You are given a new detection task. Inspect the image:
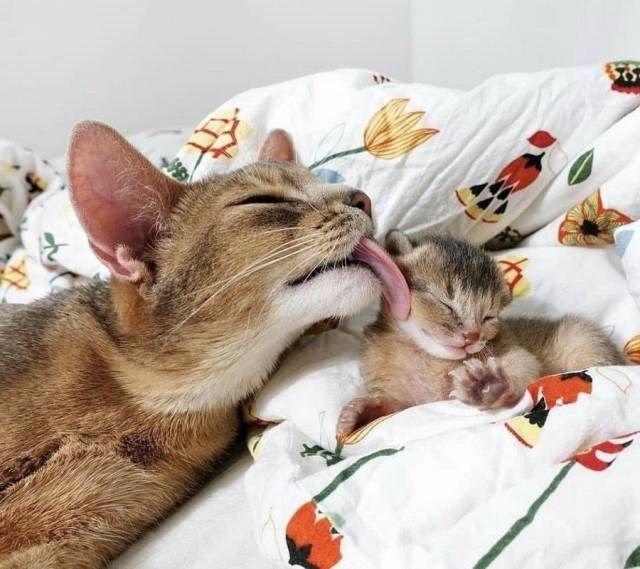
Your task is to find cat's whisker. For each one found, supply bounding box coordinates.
[182,236,318,299]
[162,241,321,341]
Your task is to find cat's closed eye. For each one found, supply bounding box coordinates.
[230,194,301,206]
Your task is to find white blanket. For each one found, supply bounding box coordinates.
[3,64,640,568]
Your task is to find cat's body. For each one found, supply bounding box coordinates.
[0,125,410,567]
[337,231,624,438]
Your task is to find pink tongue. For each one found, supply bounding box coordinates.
[353,237,411,320]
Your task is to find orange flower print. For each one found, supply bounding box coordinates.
[287,446,403,568]
[624,335,640,364]
[574,433,636,471]
[183,107,250,180]
[505,371,593,448]
[558,189,632,246]
[309,98,438,169]
[286,502,343,569]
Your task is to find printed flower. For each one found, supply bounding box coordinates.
[505,371,592,448]
[624,335,640,364]
[455,131,554,223]
[182,107,251,180]
[558,189,631,246]
[0,254,30,290]
[574,433,636,471]
[604,61,640,94]
[286,502,343,569]
[309,98,438,169]
[363,98,438,159]
[497,256,530,299]
[286,446,403,568]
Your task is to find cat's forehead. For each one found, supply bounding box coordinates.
[402,239,505,301]
[220,161,317,196]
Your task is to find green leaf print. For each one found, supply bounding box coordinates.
[300,443,344,466]
[166,157,189,181]
[626,545,640,568]
[567,148,594,186]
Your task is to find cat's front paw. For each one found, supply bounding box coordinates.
[449,357,522,409]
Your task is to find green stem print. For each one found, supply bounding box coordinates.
[308,146,366,170]
[313,446,404,503]
[42,232,68,263]
[474,461,575,569]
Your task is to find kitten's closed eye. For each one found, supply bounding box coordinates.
[230,194,301,207]
[483,315,497,322]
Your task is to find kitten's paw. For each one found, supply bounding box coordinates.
[449,357,522,409]
[336,396,396,442]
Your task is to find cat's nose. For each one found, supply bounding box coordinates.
[463,330,480,345]
[346,190,372,217]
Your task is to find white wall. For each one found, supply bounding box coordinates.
[3,0,639,157]
[1,0,411,157]
[411,0,640,87]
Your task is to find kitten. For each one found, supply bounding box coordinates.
[337,230,624,439]
[0,124,410,568]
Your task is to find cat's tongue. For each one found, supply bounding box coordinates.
[353,237,411,320]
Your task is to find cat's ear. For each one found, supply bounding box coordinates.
[258,129,296,162]
[68,121,182,283]
[385,230,413,256]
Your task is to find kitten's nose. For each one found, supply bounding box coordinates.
[347,190,372,217]
[463,331,480,345]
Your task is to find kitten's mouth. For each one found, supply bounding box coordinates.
[287,237,411,320]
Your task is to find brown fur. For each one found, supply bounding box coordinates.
[0,125,382,567]
[337,232,624,438]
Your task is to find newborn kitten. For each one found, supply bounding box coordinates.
[337,230,624,438]
[0,124,410,568]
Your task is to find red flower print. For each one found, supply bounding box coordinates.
[574,433,637,471]
[455,131,555,223]
[286,501,342,569]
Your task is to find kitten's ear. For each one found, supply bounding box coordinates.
[68,121,182,283]
[385,230,413,256]
[258,129,296,162]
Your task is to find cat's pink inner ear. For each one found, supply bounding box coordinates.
[68,121,181,282]
[258,129,296,162]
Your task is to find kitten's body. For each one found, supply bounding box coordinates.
[338,232,623,438]
[0,125,410,567]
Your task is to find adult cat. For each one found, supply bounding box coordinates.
[0,123,409,567]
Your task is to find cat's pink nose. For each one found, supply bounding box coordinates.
[463,331,480,345]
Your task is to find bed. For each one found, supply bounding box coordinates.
[3,63,640,568]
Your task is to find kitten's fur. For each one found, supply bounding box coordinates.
[0,124,386,567]
[337,231,624,438]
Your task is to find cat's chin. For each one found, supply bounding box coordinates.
[398,319,469,360]
[277,264,382,325]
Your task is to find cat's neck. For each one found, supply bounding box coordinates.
[104,279,301,414]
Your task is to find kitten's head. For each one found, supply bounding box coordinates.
[68,122,409,410]
[385,230,511,360]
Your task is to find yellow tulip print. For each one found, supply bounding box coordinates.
[309,98,439,169]
[624,335,640,364]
